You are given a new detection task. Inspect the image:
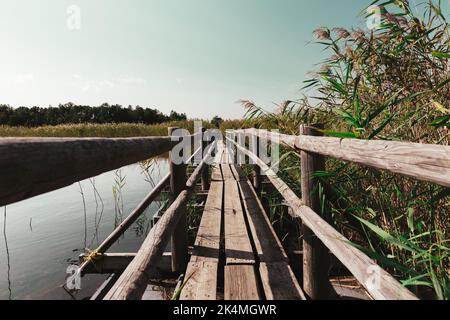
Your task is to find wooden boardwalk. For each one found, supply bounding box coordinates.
[3,126,438,300]
[179,143,305,300]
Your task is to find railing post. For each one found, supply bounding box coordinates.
[252,135,261,191]
[300,124,330,300]
[201,128,209,191]
[169,127,188,274]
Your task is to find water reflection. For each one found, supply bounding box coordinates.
[0,160,169,300]
[3,206,12,300]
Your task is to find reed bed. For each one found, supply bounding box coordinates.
[242,0,449,299]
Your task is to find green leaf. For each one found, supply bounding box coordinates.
[430,263,444,300]
[407,208,415,233]
[432,51,450,59]
[349,242,417,276]
[352,214,418,253]
[321,130,359,138]
[431,115,450,127]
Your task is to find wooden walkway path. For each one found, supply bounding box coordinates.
[179,143,305,300]
[3,126,438,300]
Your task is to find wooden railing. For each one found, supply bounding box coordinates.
[225,127,450,300]
[0,134,198,206]
[1,126,446,300]
[0,129,210,299]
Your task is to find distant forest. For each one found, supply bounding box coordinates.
[0,103,187,127]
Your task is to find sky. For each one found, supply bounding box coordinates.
[0,0,448,119]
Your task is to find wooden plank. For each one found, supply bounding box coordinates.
[235,172,305,300]
[180,262,218,300]
[236,177,287,263]
[224,265,260,300]
[221,164,235,181]
[226,135,418,300]
[260,262,306,300]
[211,164,223,181]
[223,177,255,265]
[80,252,173,275]
[180,181,222,300]
[190,181,223,262]
[237,128,450,188]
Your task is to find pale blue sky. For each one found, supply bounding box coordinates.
[0,0,447,119]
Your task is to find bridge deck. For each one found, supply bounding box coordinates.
[180,143,305,300]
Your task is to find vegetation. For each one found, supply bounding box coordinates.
[242,0,449,299]
[0,102,186,127]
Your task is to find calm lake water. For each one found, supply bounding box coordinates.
[0,160,169,300]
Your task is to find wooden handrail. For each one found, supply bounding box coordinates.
[235,128,450,188]
[104,141,216,300]
[226,135,418,300]
[0,134,202,206]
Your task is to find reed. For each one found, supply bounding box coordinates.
[242,0,449,299]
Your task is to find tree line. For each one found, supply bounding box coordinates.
[0,103,187,127]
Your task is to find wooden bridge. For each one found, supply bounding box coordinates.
[1,126,449,300]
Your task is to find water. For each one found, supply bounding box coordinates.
[0,159,169,300]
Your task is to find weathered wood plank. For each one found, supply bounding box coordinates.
[221,164,235,181]
[80,252,173,275]
[226,135,418,300]
[236,128,450,188]
[223,176,255,265]
[236,177,287,263]
[224,265,260,300]
[180,262,218,300]
[235,171,305,300]
[190,181,223,262]
[260,262,306,300]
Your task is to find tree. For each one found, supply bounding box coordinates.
[211,115,224,128]
[0,103,188,127]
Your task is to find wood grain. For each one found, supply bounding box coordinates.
[223,166,255,265]
[236,128,450,188]
[224,265,260,300]
[0,136,178,206]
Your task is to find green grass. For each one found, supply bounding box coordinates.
[0,121,203,137]
[0,119,249,137]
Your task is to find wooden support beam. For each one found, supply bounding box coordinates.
[79,252,173,275]
[169,127,188,274]
[201,128,210,191]
[252,135,261,192]
[300,124,331,300]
